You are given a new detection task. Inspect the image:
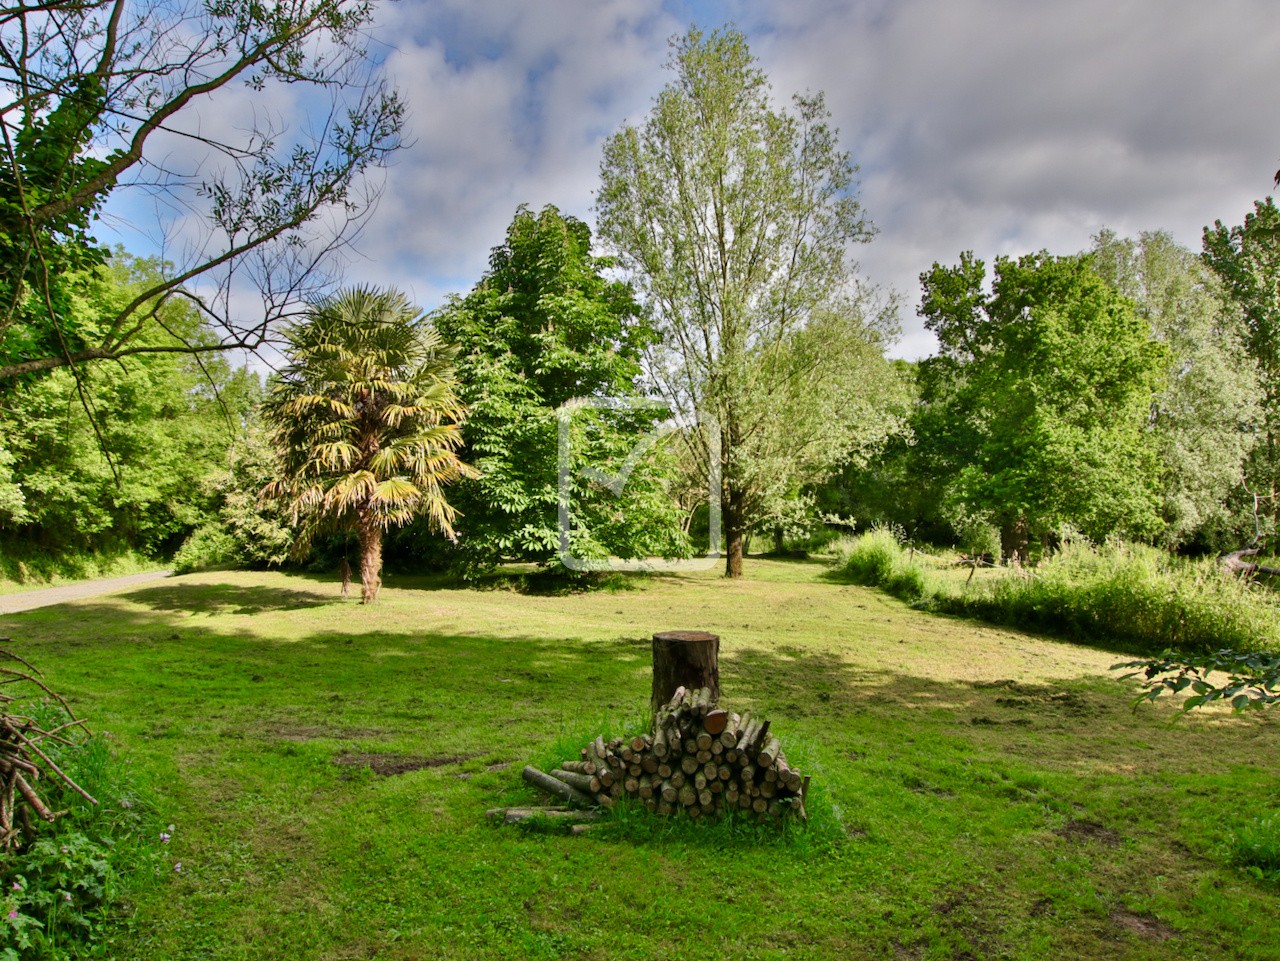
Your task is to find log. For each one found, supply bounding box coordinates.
[737,718,760,752]
[703,709,729,736]
[1221,547,1280,577]
[650,631,720,719]
[652,723,669,759]
[522,766,594,808]
[758,736,781,768]
[550,769,598,794]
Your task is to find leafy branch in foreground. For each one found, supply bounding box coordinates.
[0,0,404,383]
[1114,649,1280,714]
[0,643,97,850]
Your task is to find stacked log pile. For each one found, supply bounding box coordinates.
[522,686,809,824]
[1,643,97,850]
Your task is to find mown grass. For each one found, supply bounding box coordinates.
[2,560,1279,960]
[833,530,1280,656]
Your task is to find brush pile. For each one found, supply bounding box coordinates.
[521,685,809,823]
[0,644,97,850]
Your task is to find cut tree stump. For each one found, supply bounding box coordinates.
[650,630,720,719]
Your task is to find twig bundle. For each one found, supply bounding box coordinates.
[0,643,97,850]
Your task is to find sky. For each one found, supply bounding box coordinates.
[105,0,1280,360]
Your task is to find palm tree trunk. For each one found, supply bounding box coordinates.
[356,515,383,604]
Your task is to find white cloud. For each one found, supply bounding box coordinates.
[98,0,1280,360]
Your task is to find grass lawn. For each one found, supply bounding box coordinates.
[3,558,1278,960]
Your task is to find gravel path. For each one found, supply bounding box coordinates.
[0,570,173,614]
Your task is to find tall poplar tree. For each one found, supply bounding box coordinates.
[1203,199,1280,542]
[596,27,898,577]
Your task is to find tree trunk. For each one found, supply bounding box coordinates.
[650,631,720,720]
[1000,516,1029,567]
[356,515,383,604]
[772,527,785,555]
[724,491,745,578]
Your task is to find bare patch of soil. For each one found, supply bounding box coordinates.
[260,722,384,743]
[334,751,482,776]
[1055,818,1121,846]
[1110,908,1175,941]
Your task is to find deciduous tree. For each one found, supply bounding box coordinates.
[919,252,1168,561]
[0,249,259,561]
[0,0,402,383]
[433,205,689,577]
[1203,198,1280,542]
[1091,229,1259,549]
[596,27,897,577]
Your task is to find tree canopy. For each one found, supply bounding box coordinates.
[918,251,1169,560]
[1091,229,1259,549]
[1203,198,1280,543]
[433,204,689,577]
[596,27,898,576]
[0,0,402,383]
[0,249,259,565]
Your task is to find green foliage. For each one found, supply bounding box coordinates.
[0,251,258,563]
[433,205,690,577]
[261,286,472,602]
[970,542,1280,654]
[1203,198,1280,543]
[1227,815,1280,883]
[1091,229,1260,550]
[596,27,905,575]
[1,708,163,960]
[833,533,1280,656]
[172,425,294,574]
[170,525,239,576]
[832,529,935,604]
[1115,648,1280,713]
[918,252,1169,556]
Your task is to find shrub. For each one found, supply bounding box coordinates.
[171,523,238,574]
[832,529,935,605]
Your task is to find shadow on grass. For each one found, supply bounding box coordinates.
[118,582,336,615]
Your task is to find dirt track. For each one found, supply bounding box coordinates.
[0,570,172,614]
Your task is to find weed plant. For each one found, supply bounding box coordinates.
[1227,814,1280,883]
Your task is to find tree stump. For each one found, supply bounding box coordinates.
[650,630,720,719]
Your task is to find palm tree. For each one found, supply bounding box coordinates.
[261,287,475,603]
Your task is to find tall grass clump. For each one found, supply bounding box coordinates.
[949,541,1280,655]
[831,533,1280,656]
[831,528,935,605]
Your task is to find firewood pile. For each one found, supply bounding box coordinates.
[0,644,97,850]
[518,685,809,824]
